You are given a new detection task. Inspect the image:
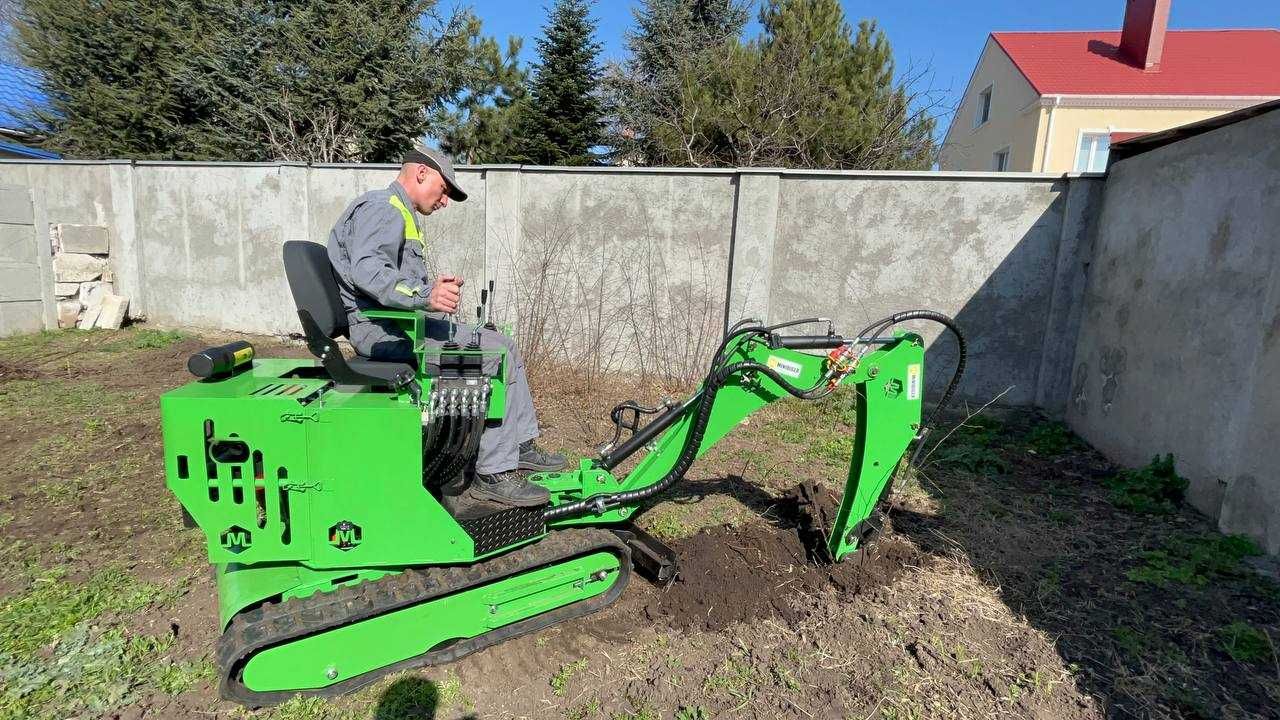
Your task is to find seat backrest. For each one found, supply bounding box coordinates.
[283,241,346,338]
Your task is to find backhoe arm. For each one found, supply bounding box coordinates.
[538,331,926,562]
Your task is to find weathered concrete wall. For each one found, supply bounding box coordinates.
[0,159,1098,408]
[1066,108,1280,554]
[734,171,1102,408]
[0,185,50,336]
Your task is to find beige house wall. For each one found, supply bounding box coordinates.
[939,38,1042,172]
[1038,106,1249,173]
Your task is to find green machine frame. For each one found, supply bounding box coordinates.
[162,305,945,703]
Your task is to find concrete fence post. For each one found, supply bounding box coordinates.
[107,161,145,319]
[725,170,782,327]
[484,167,522,309]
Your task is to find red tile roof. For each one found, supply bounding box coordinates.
[992,30,1280,96]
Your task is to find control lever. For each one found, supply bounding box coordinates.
[484,280,496,330]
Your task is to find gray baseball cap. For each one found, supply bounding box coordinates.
[403,144,467,202]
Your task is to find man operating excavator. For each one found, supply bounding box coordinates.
[326,145,565,507]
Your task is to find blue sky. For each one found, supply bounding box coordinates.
[472,1,1280,132]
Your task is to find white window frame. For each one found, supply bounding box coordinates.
[1074,127,1149,173]
[992,146,1011,172]
[973,84,994,129]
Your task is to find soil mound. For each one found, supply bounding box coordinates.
[644,483,920,631]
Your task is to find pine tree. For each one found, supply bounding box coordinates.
[513,0,606,166]
[438,36,529,164]
[608,0,748,165]
[612,0,937,169]
[14,0,481,161]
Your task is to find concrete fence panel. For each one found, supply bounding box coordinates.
[1066,108,1280,554]
[0,185,49,336]
[0,159,1098,408]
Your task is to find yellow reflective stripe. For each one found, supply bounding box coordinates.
[387,195,425,252]
[394,283,417,297]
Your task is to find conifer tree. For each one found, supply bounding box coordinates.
[513,0,606,166]
[438,37,529,164]
[14,0,480,161]
[608,0,748,165]
[612,0,937,169]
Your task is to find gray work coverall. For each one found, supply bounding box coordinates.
[326,180,538,474]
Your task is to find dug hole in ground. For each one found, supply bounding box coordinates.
[0,326,1277,720]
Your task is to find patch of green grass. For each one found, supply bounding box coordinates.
[0,568,167,656]
[807,434,853,467]
[645,508,692,541]
[1105,454,1187,514]
[1126,533,1261,588]
[550,658,588,697]
[703,655,759,704]
[1216,621,1273,663]
[933,443,1007,474]
[770,662,800,692]
[125,328,190,349]
[257,696,342,720]
[610,703,658,720]
[566,698,601,720]
[674,707,709,720]
[0,569,193,720]
[929,416,1007,475]
[153,656,215,694]
[434,670,472,711]
[1024,421,1085,456]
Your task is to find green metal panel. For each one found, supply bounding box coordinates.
[829,338,923,561]
[238,550,622,692]
[216,563,394,629]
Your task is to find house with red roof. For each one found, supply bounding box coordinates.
[939,0,1280,173]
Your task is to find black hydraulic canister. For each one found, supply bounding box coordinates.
[188,341,255,379]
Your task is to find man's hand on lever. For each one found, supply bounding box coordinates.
[427,275,463,314]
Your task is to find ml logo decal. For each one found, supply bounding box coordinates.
[329,521,363,551]
[219,525,252,554]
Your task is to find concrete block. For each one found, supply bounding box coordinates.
[54,282,79,297]
[79,279,113,305]
[53,253,107,282]
[94,294,128,329]
[0,300,43,337]
[57,299,81,328]
[0,223,35,264]
[0,187,33,224]
[78,301,101,329]
[57,223,109,254]
[0,265,41,301]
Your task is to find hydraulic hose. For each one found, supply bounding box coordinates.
[853,309,966,430]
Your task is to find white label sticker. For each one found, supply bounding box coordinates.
[766,355,804,379]
[906,364,922,400]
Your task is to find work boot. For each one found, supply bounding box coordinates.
[471,470,550,507]
[518,440,567,472]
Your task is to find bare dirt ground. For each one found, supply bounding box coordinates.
[1,326,1278,720]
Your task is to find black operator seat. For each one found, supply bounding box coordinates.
[282,241,417,393]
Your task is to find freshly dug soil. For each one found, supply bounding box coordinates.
[0,359,40,382]
[644,483,918,631]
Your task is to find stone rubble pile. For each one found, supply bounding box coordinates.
[51,223,129,329]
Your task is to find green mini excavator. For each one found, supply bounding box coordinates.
[161,241,965,706]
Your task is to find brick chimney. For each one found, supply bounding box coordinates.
[1119,0,1171,70]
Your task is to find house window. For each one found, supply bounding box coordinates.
[973,86,993,128]
[992,147,1010,172]
[1075,133,1111,172]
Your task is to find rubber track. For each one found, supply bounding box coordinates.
[217,528,631,708]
